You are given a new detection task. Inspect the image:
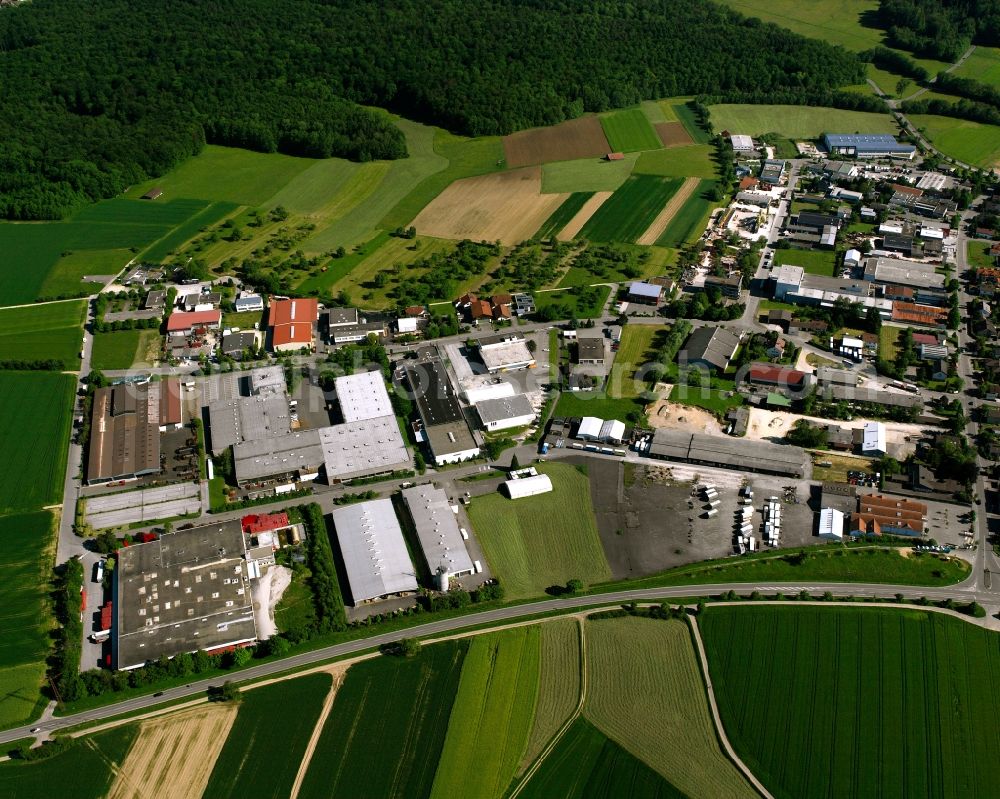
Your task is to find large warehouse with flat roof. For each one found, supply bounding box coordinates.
[405,357,480,465]
[319,416,410,482]
[402,484,475,585]
[335,370,394,423]
[114,519,257,670]
[330,499,419,605]
[822,133,916,159]
[87,384,162,485]
[648,430,810,477]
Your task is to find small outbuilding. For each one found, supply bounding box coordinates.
[503,473,553,499]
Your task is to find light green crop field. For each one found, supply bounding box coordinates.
[774,247,837,276]
[584,616,756,798]
[951,46,1000,89]
[519,619,581,773]
[90,329,161,370]
[634,144,717,179]
[580,176,684,243]
[656,179,718,248]
[879,325,901,359]
[540,155,637,194]
[466,462,611,599]
[0,372,76,515]
[0,511,57,729]
[702,605,1000,799]
[535,193,595,239]
[909,114,1000,169]
[708,104,897,139]
[431,626,540,799]
[39,249,128,298]
[608,325,665,399]
[0,300,86,364]
[600,109,663,153]
[640,100,669,124]
[139,200,239,263]
[127,145,315,205]
[655,100,680,122]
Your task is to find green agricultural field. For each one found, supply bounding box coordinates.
[656,179,718,247]
[600,109,663,153]
[127,145,315,205]
[633,145,718,179]
[774,247,837,276]
[540,156,637,194]
[552,391,643,422]
[431,627,540,799]
[952,46,1000,89]
[466,463,611,600]
[702,605,1000,799]
[518,717,685,799]
[0,372,75,515]
[0,512,57,729]
[580,176,683,243]
[640,100,669,124]
[38,249,128,298]
[909,114,1000,169]
[608,325,665,399]
[204,673,330,799]
[532,285,611,320]
[670,101,712,144]
[708,104,897,139]
[139,200,238,263]
[584,616,756,798]
[0,725,137,799]
[0,300,86,364]
[220,310,264,330]
[715,0,883,51]
[535,193,595,239]
[90,329,161,370]
[520,619,581,772]
[298,640,468,799]
[295,230,391,294]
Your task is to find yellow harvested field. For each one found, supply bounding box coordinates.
[412,167,567,245]
[636,177,699,245]
[107,704,238,799]
[556,191,613,241]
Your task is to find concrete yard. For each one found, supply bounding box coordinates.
[85,482,201,529]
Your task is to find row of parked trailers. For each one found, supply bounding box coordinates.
[735,486,755,553]
[701,484,720,517]
[763,496,781,547]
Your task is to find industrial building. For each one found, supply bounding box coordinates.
[477,335,536,373]
[576,337,605,365]
[152,378,183,431]
[318,417,410,483]
[577,416,626,444]
[818,508,845,541]
[729,133,754,152]
[851,494,926,536]
[328,321,387,345]
[747,364,808,390]
[330,499,419,605]
[475,394,536,431]
[858,421,887,456]
[334,370,394,423]
[627,281,662,304]
[760,159,786,185]
[647,430,809,477]
[771,266,893,319]
[114,520,257,670]
[682,326,741,372]
[822,133,916,159]
[863,257,946,293]
[233,429,324,487]
[268,298,319,352]
[166,309,222,335]
[402,485,475,588]
[221,330,260,358]
[87,383,163,484]
[405,357,480,465]
[208,391,291,455]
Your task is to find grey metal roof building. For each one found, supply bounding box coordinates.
[233,429,324,486]
[682,326,741,372]
[402,485,475,578]
[823,133,916,158]
[475,394,536,429]
[221,330,259,357]
[114,520,256,670]
[335,370,394,423]
[87,384,161,485]
[863,257,945,291]
[319,416,410,482]
[330,499,419,604]
[648,430,809,477]
[208,393,291,455]
[405,357,480,464]
[576,337,605,364]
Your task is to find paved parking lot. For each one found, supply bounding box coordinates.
[85,482,201,529]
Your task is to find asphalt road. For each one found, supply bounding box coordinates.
[1,578,988,746]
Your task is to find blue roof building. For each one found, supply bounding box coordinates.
[822,134,916,159]
[627,281,663,304]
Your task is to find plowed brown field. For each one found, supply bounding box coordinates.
[503,117,611,168]
[655,121,694,148]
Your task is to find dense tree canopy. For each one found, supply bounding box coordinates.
[0,0,864,219]
[878,0,1000,61]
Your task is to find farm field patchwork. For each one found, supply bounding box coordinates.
[707,104,897,138]
[579,176,683,243]
[634,144,717,179]
[202,673,330,799]
[535,193,595,240]
[503,116,611,168]
[466,462,611,599]
[431,627,540,799]
[774,247,837,276]
[908,114,1000,169]
[0,372,76,515]
[0,300,86,364]
[637,177,701,246]
[608,325,665,399]
[669,101,712,144]
[139,200,238,263]
[655,179,719,247]
[540,155,637,194]
[600,109,663,153]
[584,616,756,798]
[0,511,57,729]
[0,725,137,799]
[298,641,468,799]
[90,329,162,370]
[654,121,694,148]
[555,192,614,241]
[702,605,1000,799]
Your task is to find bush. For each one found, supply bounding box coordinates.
[302,503,348,634]
[50,557,85,703]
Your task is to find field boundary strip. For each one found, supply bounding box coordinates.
[636,177,699,245]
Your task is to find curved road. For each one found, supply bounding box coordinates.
[2,578,989,746]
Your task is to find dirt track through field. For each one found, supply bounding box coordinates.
[655,121,694,148]
[503,117,611,168]
[636,177,699,245]
[107,704,237,799]
[556,191,614,241]
[412,167,567,244]
[289,667,346,799]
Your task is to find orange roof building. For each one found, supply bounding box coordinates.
[166,309,222,334]
[268,298,319,352]
[891,302,946,328]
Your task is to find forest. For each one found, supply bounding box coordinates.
[0,0,864,220]
[877,0,1000,61]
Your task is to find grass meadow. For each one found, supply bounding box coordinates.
[0,512,57,729]
[608,325,665,400]
[879,325,901,359]
[708,104,897,139]
[298,640,468,799]
[579,176,683,243]
[0,372,76,515]
[584,616,756,798]
[532,285,611,320]
[519,619,581,773]
[203,673,330,799]
[715,0,883,51]
[951,46,1000,89]
[90,329,161,370]
[556,243,673,289]
[702,605,1000,799]
[669,101,712,144]
[633,144,718,179]
[600,109,663,152]
[908,114,1000,169]
[535,193,595,239]
[0,725,137,799]
[968,240,999,270]
[668,383,743,415]
[655,179,718,247]
[540,156,637,194]
[774,247,837,276]
[294,230,391,294]
[552,391,643,422]
[466,463,611,599]
[139,200,238,263]
[0,300,86,364]
[431,627,540,799]
[38,249,128,298]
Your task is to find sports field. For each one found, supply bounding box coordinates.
[708,104,897,138]
[466,462,611,599]
[702,605,1000,798]
[90,329,162,370]
[908,114,1000,169]
[584,616,756,798]
[203,673,330,799]
[431,627,540,799]
[600,109,663,153]
[0,511,56,729]
[535,193,595,240]
[579,176,683,243]
[540,155,637,194]
[0,372,76,515]
[656,179,718,247]
[0,300,86,364]
[608,325,664,399]
[633,144,717,179]
[774,247,837,276]
[503,116,611,168]
[299,640,468,799]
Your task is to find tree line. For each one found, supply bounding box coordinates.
[0,0,865,220]
[877,0,1000,61]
